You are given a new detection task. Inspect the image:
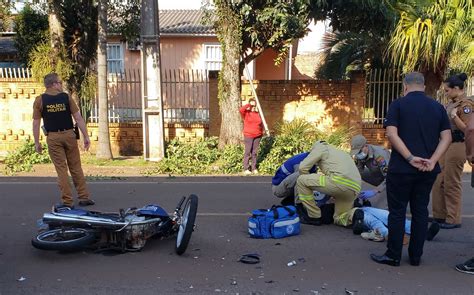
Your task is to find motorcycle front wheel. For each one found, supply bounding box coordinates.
[32,228,95,251]
[175,194,198,255]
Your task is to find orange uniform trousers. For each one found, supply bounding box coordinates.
[46,129,89,206]
[432,142,466,224]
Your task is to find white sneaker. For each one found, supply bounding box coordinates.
[243,170,252,175]
[361,230,385,242]
[252,169,258,174]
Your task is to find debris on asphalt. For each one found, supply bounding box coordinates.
[189,285,194,289]
[274,242,281,246]
[214,289,222,292]
[287,260,297,266]
[17,277,26,282]
[293,288,300,292]
[192,248,200,251]
[193,256,199,259]
[298,258,306,263]
[310,291,319,294]
[265,280,274,284]
[231,280,237,286]
[238,253,260,264]
[345,288,357,294]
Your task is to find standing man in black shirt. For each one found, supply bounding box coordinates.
[371,72,451,267]
[33,73,95,208]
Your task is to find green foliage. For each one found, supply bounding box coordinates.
[258,120,354,174]
[216,144,244,174]
[13,4,49,65]
[0,1,12,32]
[144,121,353,176]
[29,42,73,83]
[108,0,140,43]
[388,0,473,74]
[49,0,98,101]
[149,138,221,175]
[3,141,51,175]
[79,71,97,122]
[311,0,400,79]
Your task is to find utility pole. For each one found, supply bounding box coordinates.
[140,0,165,161]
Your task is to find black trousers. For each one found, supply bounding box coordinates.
[385,172,437,261]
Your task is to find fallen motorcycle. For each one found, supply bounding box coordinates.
[32,194,198,255]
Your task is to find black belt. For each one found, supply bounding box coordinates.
[48,128,73,133]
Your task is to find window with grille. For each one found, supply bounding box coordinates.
[107,43,124,74]
[203,44,222,71]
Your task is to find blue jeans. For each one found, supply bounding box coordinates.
[362,207,411,237]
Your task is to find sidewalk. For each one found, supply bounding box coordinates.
[0,159,472,178]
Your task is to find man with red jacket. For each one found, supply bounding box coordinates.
[240,98,263,174]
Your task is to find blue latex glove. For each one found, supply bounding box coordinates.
[359,190,377,200]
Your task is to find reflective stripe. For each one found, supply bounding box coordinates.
[298,195,314,201]
[273,217,300,227]
[281,164,291,176]
[332,175,361,192]
[319,175,326,187]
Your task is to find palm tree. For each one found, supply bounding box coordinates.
[316,31,389,79]
[387,0,473,96]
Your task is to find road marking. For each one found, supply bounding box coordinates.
[0,180,471,185]
[0,181,271,185]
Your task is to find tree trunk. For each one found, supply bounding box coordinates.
[48,4,62,54]
[95,0,112,159]
[216,4,243,148]
[422,69,444,99]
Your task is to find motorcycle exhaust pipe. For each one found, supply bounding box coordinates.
[42,213,128,228]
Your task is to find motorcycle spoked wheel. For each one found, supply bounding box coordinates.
[32,228,96,251]
[175,194,198,255]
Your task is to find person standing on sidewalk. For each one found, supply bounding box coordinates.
[432,73,474,229]
[239,98,263,175]
[370,72,451,267]
[455,100,474,275]
[32,73,95,208]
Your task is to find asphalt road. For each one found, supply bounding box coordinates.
[0,175,473,295]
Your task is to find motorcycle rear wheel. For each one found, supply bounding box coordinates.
[32,228,95,251]
[175,194,198,255]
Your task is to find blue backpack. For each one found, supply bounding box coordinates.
[248,205,300,239]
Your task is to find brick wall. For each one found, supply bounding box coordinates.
[0,80,208,157]
[1,73,386,157]
[210,71,366,137]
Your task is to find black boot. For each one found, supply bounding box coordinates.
[295,204,322,226]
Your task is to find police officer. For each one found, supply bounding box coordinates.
[295,141,361,226]
[432,73,474,229]
[32,73,94,208]
[350,134,390,207]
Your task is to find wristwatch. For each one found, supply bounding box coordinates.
[406,154,414,162]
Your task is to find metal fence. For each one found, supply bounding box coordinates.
[88,69,142,123]
[87,68,210,124]
[363,68,403,127]
[0,67,33,79]
[162,69,209,123]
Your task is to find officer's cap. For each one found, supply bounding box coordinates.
[350,135,367,156]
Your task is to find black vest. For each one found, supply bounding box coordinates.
[41,93,74,132]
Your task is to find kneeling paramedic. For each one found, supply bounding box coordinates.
[295,141,361,226]
[350,134,391,208]
[272,152,316,205]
